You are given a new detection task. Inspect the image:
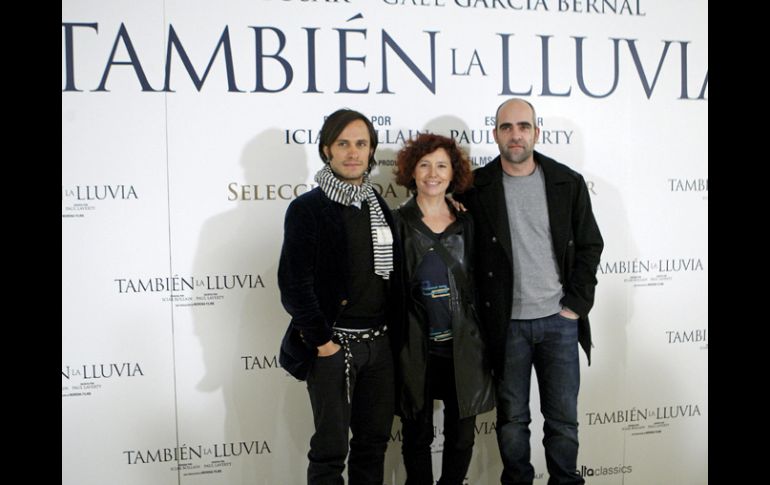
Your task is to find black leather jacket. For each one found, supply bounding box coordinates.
[393,197,494,420]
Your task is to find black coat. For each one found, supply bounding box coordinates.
[277,187,401,380]
[393,197,495,420]
[456,152,604,376]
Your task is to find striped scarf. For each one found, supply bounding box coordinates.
[314,165,394,280]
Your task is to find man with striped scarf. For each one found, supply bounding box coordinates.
[278,108,401,485]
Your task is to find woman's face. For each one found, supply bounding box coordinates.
[413,148,453,197]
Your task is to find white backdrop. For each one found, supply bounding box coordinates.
[62,1,708,483]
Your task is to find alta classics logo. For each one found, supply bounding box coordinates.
[578,464,633,477]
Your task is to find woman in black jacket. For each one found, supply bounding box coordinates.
[392,134,494,485]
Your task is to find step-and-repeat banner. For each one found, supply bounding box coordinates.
[62,1,708,483]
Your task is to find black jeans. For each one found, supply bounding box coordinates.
[306,336,395,485]
[401,354,477,485]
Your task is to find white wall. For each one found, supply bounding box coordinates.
[62,1,708,483]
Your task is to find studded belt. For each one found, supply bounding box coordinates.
[332,324,388,403]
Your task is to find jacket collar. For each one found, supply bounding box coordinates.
[471,151,573,266]
[475,150,571,185]
[400,195,465,238]
[473,157,513,264]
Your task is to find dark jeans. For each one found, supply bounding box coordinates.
[306,337,395,485]
[496,313,584,485]
[401,354,477,485]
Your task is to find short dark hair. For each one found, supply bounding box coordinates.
[318,109,378,172]
[394,133,473,195]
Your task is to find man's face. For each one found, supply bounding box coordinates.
[493,101,540,166]
[323,119,372,185]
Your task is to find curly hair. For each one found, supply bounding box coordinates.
[394,133,473,195]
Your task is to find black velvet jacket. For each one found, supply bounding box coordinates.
[277,187,400,380]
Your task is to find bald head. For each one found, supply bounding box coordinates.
[495,98,537,129]
[492,98,540,172]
